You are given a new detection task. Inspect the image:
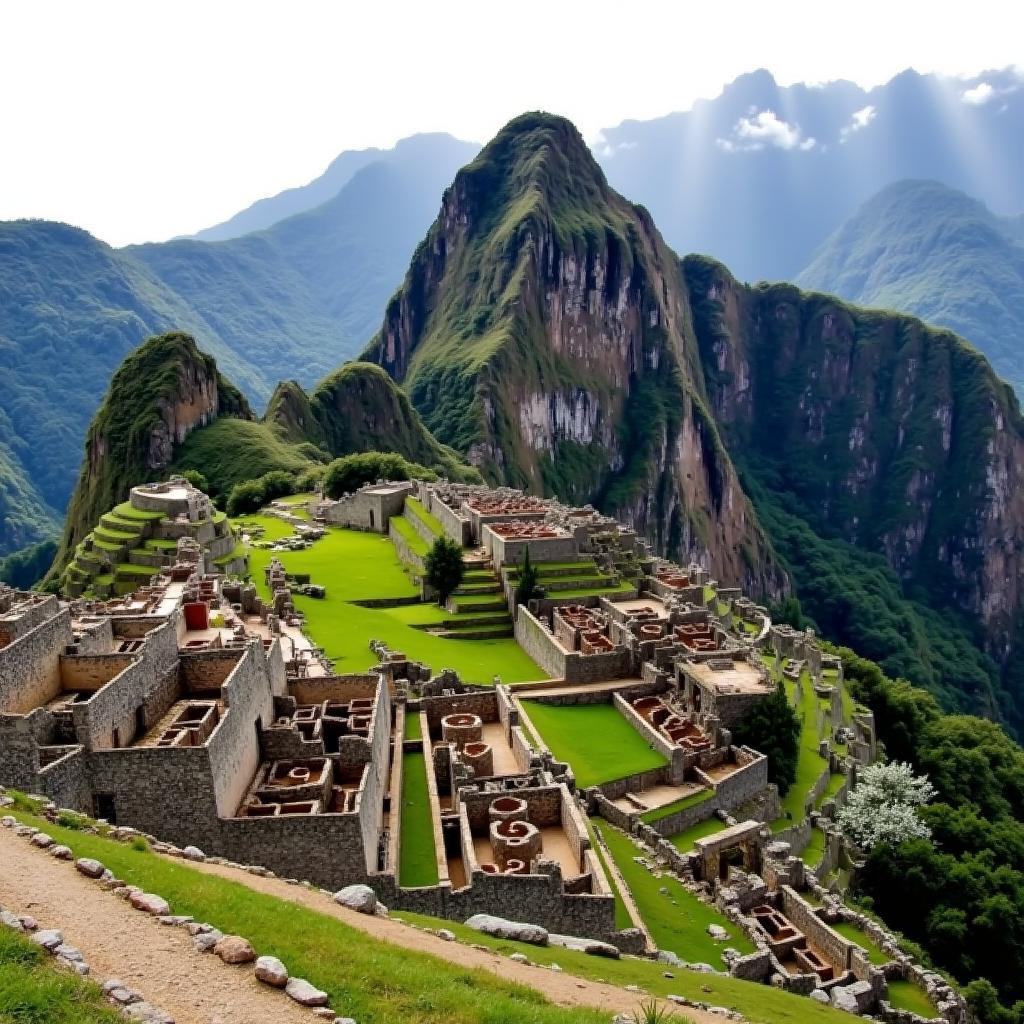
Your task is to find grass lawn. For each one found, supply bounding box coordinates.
[583,820,633,930]
[0,926,122,1023]
[391,515,429,556]
[395,907,846,1024]
[405,498,443,537]
[886,980,937,1017]
[641,789,713,824]
[772,673,829,831]
[802,826,825,867]
[236,518,544,683]
[829,920,892,966]
[814,773,846,809]
[597,823,755,962]
[668,817,726,852]
[404,711,423,741]
[233,512,297,544]
[520,702,666,788]
[400,752,439,887]
[548,580,636,600]
[4,807,609,1024]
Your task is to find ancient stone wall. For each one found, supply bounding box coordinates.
[289,674,379,705]
[0,608,72,714]
[38,745,91,812]
[388,520,425,570]
[428,494,472,546]
[420,689,498,732]
[0,594,61,645]
[206,643,276,817]
[780,885,855,972]
[513,607,566,679]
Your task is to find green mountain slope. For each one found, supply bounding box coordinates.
[48,332,252,582]
[0,140,474,557]
[797,179,1024,397]
[364,112,783,596]
[52,336,479,581]
[360,111,1024,731]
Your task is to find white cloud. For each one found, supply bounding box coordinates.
[962,81,995,104]
[840,104,877,141]
[717,108,815,152]
[591,131,637,158]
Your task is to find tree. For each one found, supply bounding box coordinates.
[424,537,464,604]
[731,680,800,795]
[837,761,936,850]
[322,451,436,499]
[515,549,541,607]
[180,469,209,493]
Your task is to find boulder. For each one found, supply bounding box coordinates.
[510,952,529,963]
[436,929,456,942]
[657,950,686,967]
[192,932,221,953]
[49,845,73,860]
[75,857,105,878]
[285,977,329,1007]
[831,986,862,1014]
[181,846,205,862]
[332,885,376,915]
[810,990,831,1004]
[30,832,54,848]
[30,929,63,951]
[465,914,548,946]
[215,935,256,964]
[548,933,620,959]
[255,955,289,988]
[129,892,170,916]
[707,924,729,940]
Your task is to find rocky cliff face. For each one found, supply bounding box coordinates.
[684,254,1024,669]
[365,113,783,595]
[50,333,251,579]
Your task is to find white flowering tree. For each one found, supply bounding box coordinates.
[837,761,936,850]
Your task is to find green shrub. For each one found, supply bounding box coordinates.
[424,537,464,603]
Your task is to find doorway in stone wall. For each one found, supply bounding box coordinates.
[92,793,116,824]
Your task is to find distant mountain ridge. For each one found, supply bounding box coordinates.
[797,179,1024,397]
[190,132,479,241]
[0,135,476,557]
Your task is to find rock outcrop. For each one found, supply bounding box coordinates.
[49,332,251,581]
[364,112,784,596]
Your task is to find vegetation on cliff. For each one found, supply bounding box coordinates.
[684,253,1024,733]
[48,332,251,584]
[834,646,1024,1020]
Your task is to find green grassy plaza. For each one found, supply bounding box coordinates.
[519,701,667,788]
[233,513,543,682]
[400,751,440,887]
[772,670,829,832]
[596,821,756,962]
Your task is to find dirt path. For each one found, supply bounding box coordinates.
[0,825,722,1024]
[171,853,723,1023]
[0,829,312,1024]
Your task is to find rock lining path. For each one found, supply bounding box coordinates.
[0,828,312,1024]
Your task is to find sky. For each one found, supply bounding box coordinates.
[2,0,1022,246]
